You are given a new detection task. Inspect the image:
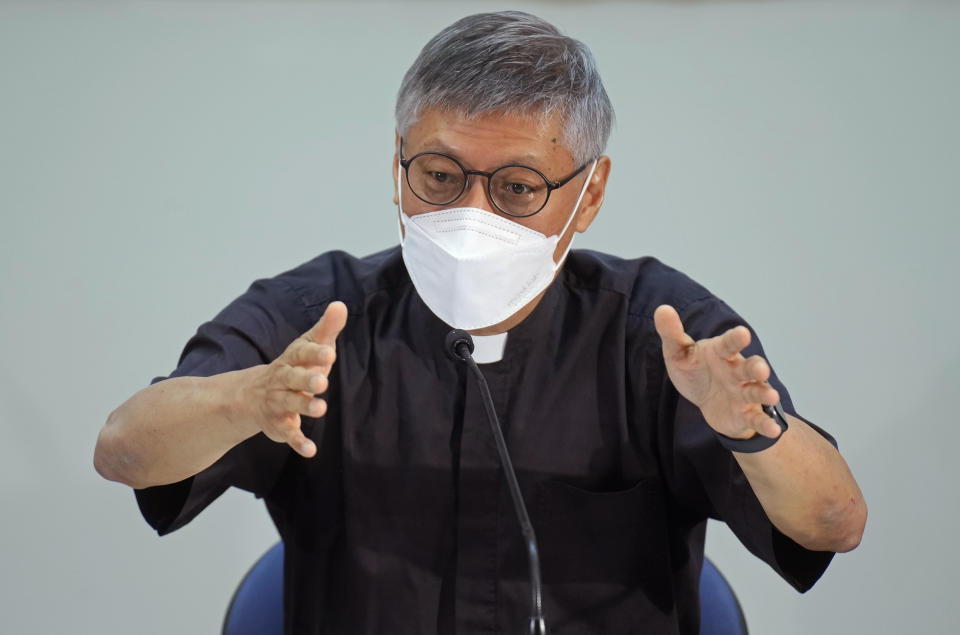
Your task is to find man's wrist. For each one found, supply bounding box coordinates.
[211,368,264,442]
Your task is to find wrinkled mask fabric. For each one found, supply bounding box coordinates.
[397,159,597,331]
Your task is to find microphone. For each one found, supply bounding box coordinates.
[445,329,547,635]
[444,329,475,362]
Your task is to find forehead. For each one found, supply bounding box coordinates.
[404,107,575,170]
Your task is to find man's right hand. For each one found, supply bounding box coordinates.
[241,301,348,458]
[95,300,349,487]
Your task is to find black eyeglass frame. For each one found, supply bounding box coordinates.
[399,139,591,218]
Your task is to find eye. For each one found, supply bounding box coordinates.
[498,179,542,199]
[431,171,453,183]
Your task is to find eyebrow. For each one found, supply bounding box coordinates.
[406,139,546,170]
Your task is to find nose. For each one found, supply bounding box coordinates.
[459,174,497,213]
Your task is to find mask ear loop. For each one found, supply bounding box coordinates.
[397,158,408,245]
[551,159,598,273]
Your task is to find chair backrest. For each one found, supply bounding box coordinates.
[699,556,749,635]
[223,543,748,635]
[222,542,284,635]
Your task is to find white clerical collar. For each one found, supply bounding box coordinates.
[471,332,508,364]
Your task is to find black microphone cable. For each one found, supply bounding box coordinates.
[445,329,547,635]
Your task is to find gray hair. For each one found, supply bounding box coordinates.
[395,11,614,166]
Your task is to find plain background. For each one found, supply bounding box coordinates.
[1,0,957,632]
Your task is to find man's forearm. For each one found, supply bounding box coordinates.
[94,369,261,489]
[733,413,867,552]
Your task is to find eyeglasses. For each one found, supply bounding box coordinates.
[399,139,590,218]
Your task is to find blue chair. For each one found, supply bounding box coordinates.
[699,556,749,635]
[223,542,284,635]
[223,542,747,634]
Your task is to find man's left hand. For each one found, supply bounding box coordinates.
[653,304,783,440]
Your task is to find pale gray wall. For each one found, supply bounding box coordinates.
[1,1,957,633]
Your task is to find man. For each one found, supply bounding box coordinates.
[95,11,866,634]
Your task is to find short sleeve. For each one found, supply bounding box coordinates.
[135,277,312,535]
[646,295,837,592]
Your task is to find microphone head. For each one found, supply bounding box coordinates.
[444,329,475,362]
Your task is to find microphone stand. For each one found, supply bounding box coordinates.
[446,329,547,635]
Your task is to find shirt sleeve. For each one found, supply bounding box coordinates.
[135,277,309,536]
[642,294,837,593]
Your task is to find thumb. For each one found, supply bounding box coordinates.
[654,304,694,358]
[304,301,348,347]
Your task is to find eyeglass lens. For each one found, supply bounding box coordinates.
[405,153,549,217]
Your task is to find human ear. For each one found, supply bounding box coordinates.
[392,131,401,205]
[574,155,611,233]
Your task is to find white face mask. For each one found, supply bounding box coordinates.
[397,159,597,331]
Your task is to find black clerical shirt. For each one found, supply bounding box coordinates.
[136,247,835,635]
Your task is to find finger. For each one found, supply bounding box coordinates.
[716,325,751,360]
[746,408,784,439]
[742,355,771,383]
[279,365,328,395]
[272,417,317,458]
[285,339,336,369]
[741,381,780,406]
[266,389,326,419]
[294,437,316,458]
[654,304,695,357]
[303,301,348,348]
[730,355,769,383]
